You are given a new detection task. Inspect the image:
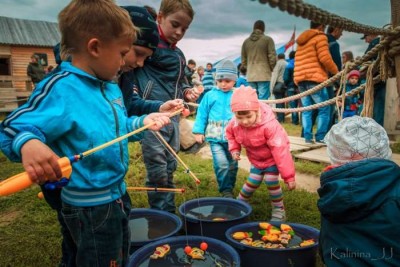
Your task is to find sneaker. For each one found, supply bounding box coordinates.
[222,191,234,198]
[270,208,286,222]
[315,139,326,145]
[305,139,314,144]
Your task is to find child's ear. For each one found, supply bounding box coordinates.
[156,11,163,24]
[87,38,101,58]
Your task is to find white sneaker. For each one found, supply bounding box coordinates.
[270,208,286,222]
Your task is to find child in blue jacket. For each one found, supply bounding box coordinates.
[0,1,170,266]
[193,60,239,198]
[318,116,400,266]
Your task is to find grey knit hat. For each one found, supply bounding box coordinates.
[324,116,392,165]
[215,60,238,81]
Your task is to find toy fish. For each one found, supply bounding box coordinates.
[240,237,253,245]
[261,234,279,242]
[280,224,293,232]
[212,217,227,221]
[251,240,266,248]
[300,239,315,247]
[259,222,272,230]
[232,231,252,240]
[150,244,170,259]
[188,247,205,260]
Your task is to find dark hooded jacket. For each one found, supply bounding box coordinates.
[318,158,400,266]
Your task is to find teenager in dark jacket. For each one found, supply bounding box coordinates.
[133,0,199,213]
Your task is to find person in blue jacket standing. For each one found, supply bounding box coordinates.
[318,116,400,266]
[192,60,239,198]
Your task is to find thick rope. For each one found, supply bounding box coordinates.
[360,63,377,118]
[257,0,393,36]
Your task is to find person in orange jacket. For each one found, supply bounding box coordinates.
[294,21,339,144]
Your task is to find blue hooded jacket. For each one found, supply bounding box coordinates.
[0,62,146,207]
[318,158,400,266]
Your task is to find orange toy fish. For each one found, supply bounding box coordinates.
[150,244,170,259]
[188,247,205,260]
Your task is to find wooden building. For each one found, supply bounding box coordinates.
[0,16,60,112]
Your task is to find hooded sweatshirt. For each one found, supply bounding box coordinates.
[318,158,400,266]
[241,29,277,82]
[226,102,295,182]
[294,29,338,85]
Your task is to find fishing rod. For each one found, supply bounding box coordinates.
[127,186,185,193]
[153,131,201,185]
[0,109,184,196]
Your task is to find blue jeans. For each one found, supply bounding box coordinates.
[248,81,271,100]
[287,88,299,125]
[298,81,330,141]
[61,192,131,267]
[326,86,336,131]
[41,186,77,267]
[209,141,238,193]
[141,119,179,212]
[273,90,286,123]
[373,83,386,126]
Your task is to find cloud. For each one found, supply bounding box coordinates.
[0,0,391,66]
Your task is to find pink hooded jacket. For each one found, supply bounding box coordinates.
[226,102,295,183]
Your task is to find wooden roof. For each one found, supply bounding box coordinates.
[0,16,60,47]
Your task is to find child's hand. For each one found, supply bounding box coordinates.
[194,134,204,144]
[20,139,62,184]
[143,113,171,131]
[286,181,296,190]
[159,99,184,113]
[231,152,241,161]
[185,88,200,102]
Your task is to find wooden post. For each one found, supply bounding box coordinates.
[386,0,400,138]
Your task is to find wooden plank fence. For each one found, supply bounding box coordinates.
[0,75,32,112]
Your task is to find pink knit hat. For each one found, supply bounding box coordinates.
[231,86,260,112]
[347,70,360,79]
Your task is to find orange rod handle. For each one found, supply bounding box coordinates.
[0,157,72,196]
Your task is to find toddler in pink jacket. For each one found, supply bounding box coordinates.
[226,86,296,221]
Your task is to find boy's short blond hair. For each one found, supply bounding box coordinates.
[58,0,136,60]
[159,0,195,19]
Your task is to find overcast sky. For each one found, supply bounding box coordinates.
[0,0,391,66]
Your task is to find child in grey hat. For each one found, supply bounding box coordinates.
[192,60,239,198]
[318,116,400,266]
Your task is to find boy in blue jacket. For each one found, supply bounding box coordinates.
[318,116,400,266]
[0,1,170,266]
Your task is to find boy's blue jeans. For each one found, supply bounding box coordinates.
[61,192,131,267]
[41,186,76,267]
[248,81,271,100]
[209,141,238,193]
[287,88,299,125]
[141,120,179,212]
[298,81,330,141]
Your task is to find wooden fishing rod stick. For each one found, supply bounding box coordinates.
[127,187,185,193]
[153,131,201,185]
[0,109,183,197]
[82,108,183,158]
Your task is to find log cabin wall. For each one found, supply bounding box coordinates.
[10,46,56,91]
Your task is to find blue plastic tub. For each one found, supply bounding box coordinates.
[225,222,320,267]
[129,208,182,254]
[178,197,252,241]
[128,235,240,266]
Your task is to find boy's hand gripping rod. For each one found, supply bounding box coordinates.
[0,109,185,196]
